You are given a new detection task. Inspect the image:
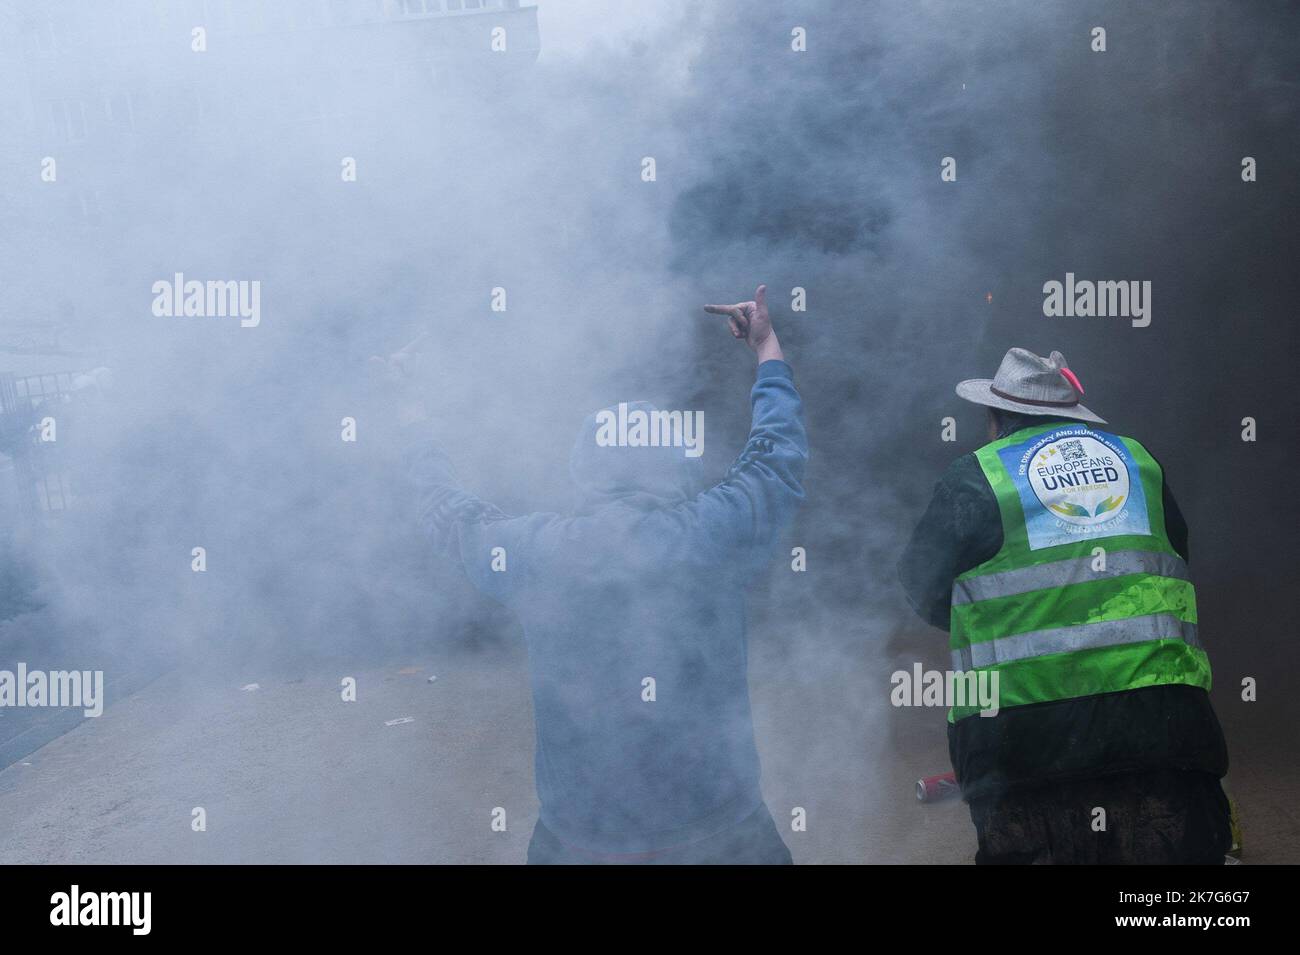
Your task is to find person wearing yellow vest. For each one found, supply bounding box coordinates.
[899,347,1230,864]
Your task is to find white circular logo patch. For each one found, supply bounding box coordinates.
[1027,434,1130,526]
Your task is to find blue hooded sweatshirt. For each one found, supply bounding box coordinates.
[403,360,807,853]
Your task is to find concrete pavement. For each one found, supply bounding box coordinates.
[0,623,1292,864]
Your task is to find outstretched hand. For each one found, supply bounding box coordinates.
[703,284,783,364]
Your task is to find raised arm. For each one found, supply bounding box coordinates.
[371,335,534,605]
[685,284,808,563]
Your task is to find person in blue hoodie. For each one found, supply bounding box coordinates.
[381,284,807,864]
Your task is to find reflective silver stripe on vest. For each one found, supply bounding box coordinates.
[951,613,1200,672]
[952,550,1189,606]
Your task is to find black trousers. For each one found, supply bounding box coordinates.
[968,769,1231,865]
[526,803,793,865]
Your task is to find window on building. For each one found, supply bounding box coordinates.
[105,91,136,130]
[199,0,231,31]
[195,86,211,122]
[31,14,57,51]
[265,0,296,30]
[115,4,160,44]
[49,101,88,143]
[131,89,152,129]
[77,191,103,226]
[464,0,482,9]
[296,0,329,27]
[178,0,206,28]
[329,0,358,24]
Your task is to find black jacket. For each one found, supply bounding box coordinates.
[898,423,1228,801]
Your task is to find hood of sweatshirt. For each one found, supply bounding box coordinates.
[568,401,704,514]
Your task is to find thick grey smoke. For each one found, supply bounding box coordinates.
[0,0,1295,863]
[1,1,714,678]
[665,0,1300,738]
